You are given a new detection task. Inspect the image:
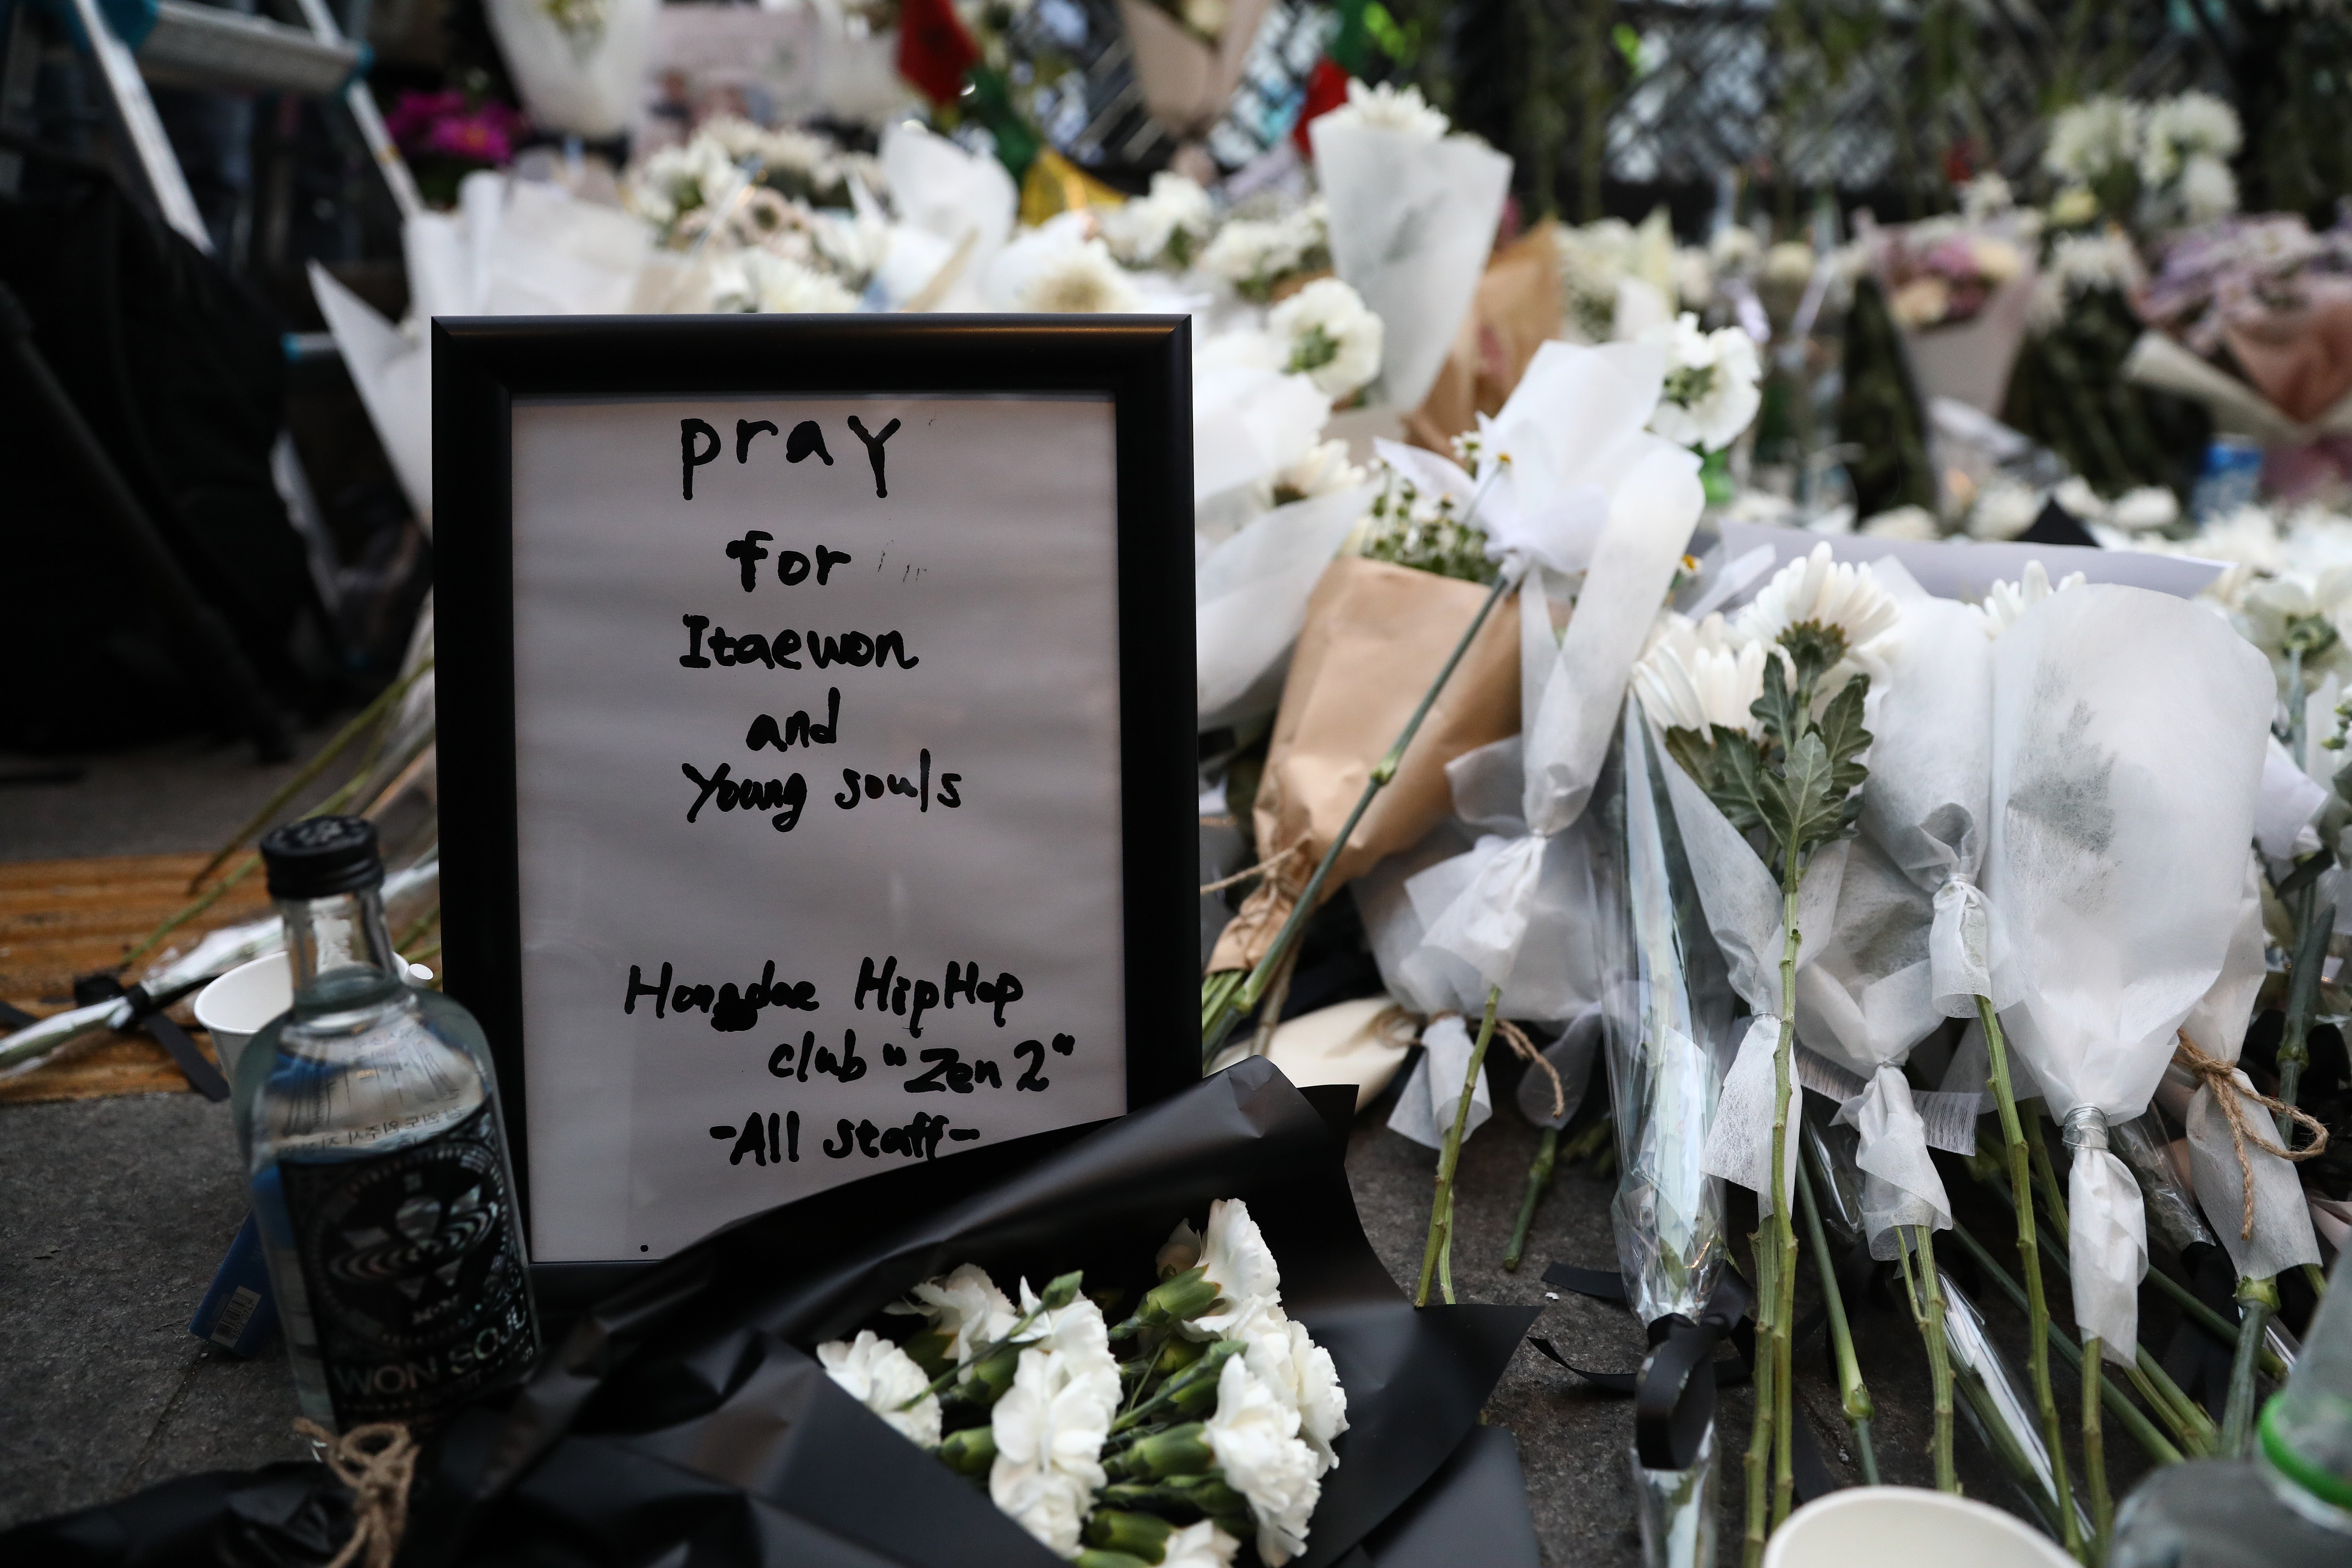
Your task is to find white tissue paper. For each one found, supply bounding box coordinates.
[1989,584,2272,1360]
[1661,753,1849,1217]
[309,172,651,524]
[1407,344,1703,1032]
[1309,117,1512,413]
[1388,1013,1493,1149]
[2180,853,2323,1279]
[1196,484,1378,730]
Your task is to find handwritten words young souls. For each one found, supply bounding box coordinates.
[671,413,959,834]
[659,414,1076,1175]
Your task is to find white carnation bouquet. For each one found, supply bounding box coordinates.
[814,1198,1347,1568]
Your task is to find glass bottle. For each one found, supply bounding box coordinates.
[234,816,538,1432]
[2111,1251,2352,1567]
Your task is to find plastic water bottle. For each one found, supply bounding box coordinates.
[2190,436,2266,522]
[2111,1253,2352,1566]
[233,816,538,1432]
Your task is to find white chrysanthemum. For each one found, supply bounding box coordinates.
[1161,1518,1243,1568]
[1268,278,1384,401]
[2030,229,2145,331]
[1960,172,2015,223]
[1199,201,1328,297]
[2236,570,2352,694]
[1101,171,1217,268]
[1731,541,1903,682]
[1633,612,1769,737]
[1261,439,1367,508]
[1182,1198,1284,1341]
[897,1262,1018,1364]
[2179,154,2241,223]
[708,250,860,314]
[816,1331,942,1447]
[1640,312,1763,453]
[1974,560,2087,638]
[1019,238,1144,313]
[2048,185,2101,229]
[1966,478,2040,541]
[988,1306,1121,1558]
[1205,1355,1322,1567]
[2043,96,2140,183]
[1322,77,1450,140]
[1861,505,1942,541]
[1241,1317,1350,1471]
[626,134,745,231]
[2141,90,2242,185]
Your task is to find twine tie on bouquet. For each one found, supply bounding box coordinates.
[1417,1009,1565,1122]
[294,1419,418,1568]
[1198,834,1308,895]
[2172,1030,2331,1240]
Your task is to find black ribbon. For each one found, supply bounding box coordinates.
[0,999,38,1030]
[1533,1260,1840,1498]
[72,973,228,1100]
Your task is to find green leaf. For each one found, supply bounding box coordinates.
[1751,652,1804,758]
[1710,731,1776,835]
[1662,725,1720,797]
[1770,732,1851,861]
[1814,676,1874,795]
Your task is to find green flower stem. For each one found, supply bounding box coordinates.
[1947,1222,2183,1466]
[2220,1275,2282,1457]
[1742,1236,1780,1568]
[1969,1159,2219,1453]
[1504,1126,1560,1273]
[1416,985,1502,1307]
[1977,999,2082,1556]
[1202,475,1508,1065]
[2084,1335,2112,1562]
[2276,878,2329,1147]
[1795,1151,1877,1483]
[1895,1228,1958,1493]
[1770,849,1802,1527]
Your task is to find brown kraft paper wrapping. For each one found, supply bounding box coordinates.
[1405,221,1565,451]
[1209,555,1521,975]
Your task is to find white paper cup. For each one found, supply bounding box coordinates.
[194,951,433,1075]
[194,952,293,1075]
[1764,1487,2075,1568]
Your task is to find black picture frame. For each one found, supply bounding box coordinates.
[432,315,1197,1299]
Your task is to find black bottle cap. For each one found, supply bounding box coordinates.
[260,816,383,899]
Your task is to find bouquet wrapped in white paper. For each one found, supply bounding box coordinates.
[1309,82,1512,415]
[1987,584,2272,1359]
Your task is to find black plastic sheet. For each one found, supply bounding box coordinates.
[8,1059,1541,1568]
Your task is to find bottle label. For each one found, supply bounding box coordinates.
[280,1104,538,1427]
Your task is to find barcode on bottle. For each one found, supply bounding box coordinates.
[210,1286,261,1348]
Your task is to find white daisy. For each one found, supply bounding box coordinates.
[2179,154,2241,223]
[1101,171,1217,270]
[708,250,859,314]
